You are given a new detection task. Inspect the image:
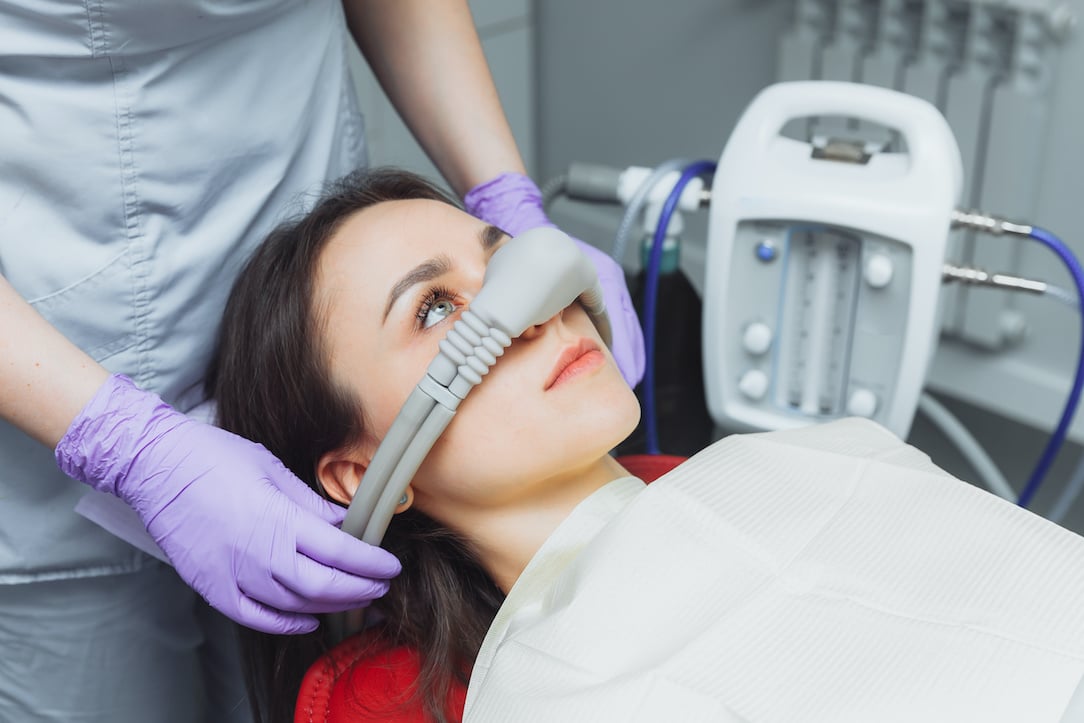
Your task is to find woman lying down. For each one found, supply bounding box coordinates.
[206,168,1084,723]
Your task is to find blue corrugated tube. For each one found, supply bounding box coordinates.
[1016,225,1084,509]
[642,160,716,455]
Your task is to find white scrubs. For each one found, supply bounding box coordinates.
[0,1,366,720]
[466,419,1084,722]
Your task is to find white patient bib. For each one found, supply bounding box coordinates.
[466,418,1084,722]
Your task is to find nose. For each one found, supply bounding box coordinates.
[517,307,567,341]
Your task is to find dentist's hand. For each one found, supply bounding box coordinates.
[464,172,646,387]
[55,374,401,635]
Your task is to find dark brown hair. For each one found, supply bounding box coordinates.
[205,168,505,723]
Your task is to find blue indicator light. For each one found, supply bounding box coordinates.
[755,240,778,263]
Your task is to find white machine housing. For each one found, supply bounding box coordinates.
[703,81,963,437]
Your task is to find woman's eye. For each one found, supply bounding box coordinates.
[423,298,458,328]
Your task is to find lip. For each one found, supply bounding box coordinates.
[544,338,603,390]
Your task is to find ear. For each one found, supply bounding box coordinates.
[316,452,367,507]
[317,450,416,516]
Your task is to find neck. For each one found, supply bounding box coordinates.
[454,455,629,594]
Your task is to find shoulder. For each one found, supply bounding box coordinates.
[295,630,465,723]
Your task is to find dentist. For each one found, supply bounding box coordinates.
[0,2,644,722]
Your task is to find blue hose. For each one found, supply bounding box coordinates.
[1016,225,1084,508]
[642,160,716,455]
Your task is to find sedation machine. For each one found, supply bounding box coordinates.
[544,79,1084,517]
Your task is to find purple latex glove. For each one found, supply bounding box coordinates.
[464,172,646,387]
[55,374,401,635]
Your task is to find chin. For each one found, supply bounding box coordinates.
[589,393,642,454]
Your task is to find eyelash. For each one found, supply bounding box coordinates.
[415,285,460,329]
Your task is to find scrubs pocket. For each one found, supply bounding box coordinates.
[28,248,138,363]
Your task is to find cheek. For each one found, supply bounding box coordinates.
[411,374,536,488]
[404,356,540,510]
[355,347,438,440]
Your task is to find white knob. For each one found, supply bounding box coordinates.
[738,369,769,401]
[865,254,894,288]
[847,388,878,418]
[742,322,773,356]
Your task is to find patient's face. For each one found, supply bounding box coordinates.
[316,199,640,528]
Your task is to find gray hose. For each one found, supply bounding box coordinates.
[1048,448,1084,524]
[1045,284,1080,311]
[611,158,691,265]
[541,174,568,210]
[918,392,1016,501]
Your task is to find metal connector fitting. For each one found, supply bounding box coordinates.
[950,209,1033,237]
[942,263,1047,294]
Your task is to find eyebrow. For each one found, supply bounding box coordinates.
[382,225,507,322]
[481,223,506,251]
